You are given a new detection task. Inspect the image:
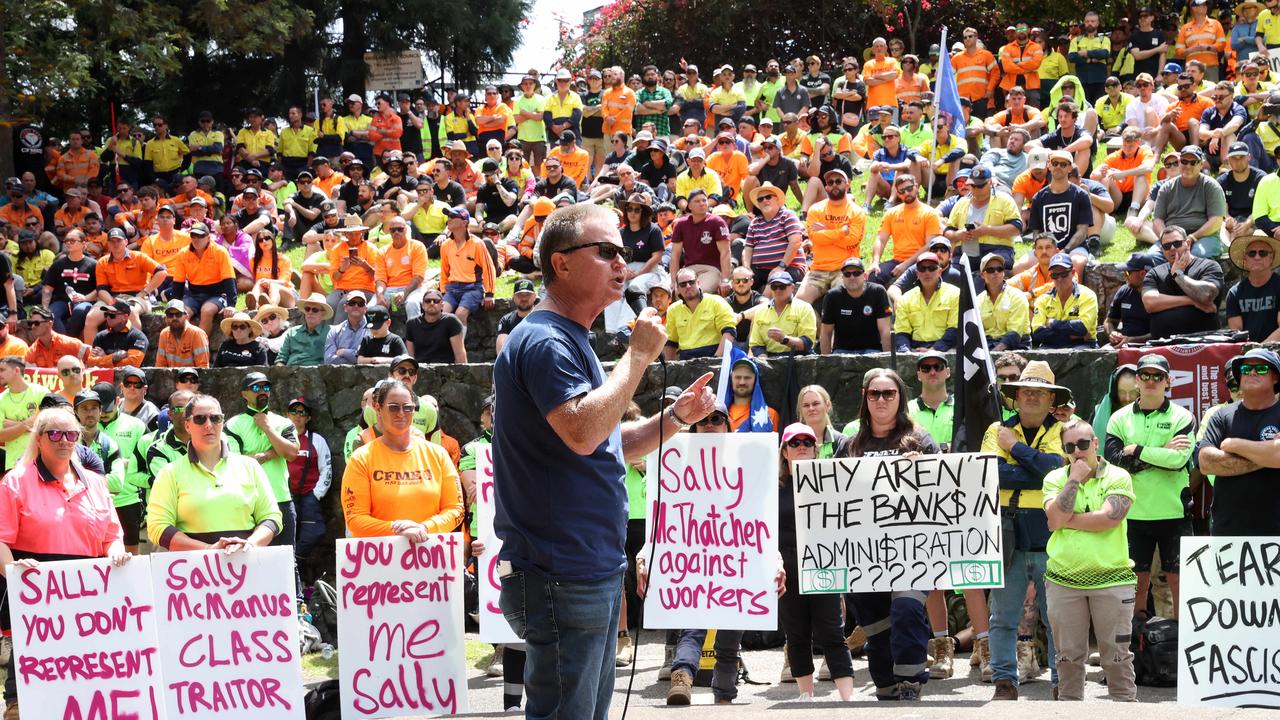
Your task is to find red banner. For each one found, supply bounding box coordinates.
[1117,343,1244,420]
[21,367,114,395]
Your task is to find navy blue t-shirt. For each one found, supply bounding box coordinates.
[1029,183,1093,248]
[492,310,627,581]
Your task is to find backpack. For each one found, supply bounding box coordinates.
[309,577,340,647]
[304,679,341,720]
[739,629,786,651]
[1132,616,1178,687]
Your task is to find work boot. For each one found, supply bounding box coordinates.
[926,637,936,668]
[666,669,693,705]
[971,635,989,668]
[992,679,1019,700]
[615,634,633,667]
[3,702,17,720]
[1016,639,1043,681]
[485,645,504,678]
[897,680,922,701]
[929,636,955,679]
[658,642,675,681]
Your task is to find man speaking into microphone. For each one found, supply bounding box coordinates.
[493,203,716,719]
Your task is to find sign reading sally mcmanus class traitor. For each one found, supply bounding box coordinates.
[792,454,1003,594]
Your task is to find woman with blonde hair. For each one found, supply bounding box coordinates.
[796,384,843,458]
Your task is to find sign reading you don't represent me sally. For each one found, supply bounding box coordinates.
[792,454,1004,593]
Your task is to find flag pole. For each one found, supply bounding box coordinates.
[926,28,948,207]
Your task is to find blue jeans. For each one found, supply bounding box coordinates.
[988,549,1057,686]
[50,299,93,337]
[500,570,622,720]
[671,629,744,701]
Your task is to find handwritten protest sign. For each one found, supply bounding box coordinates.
[150,547,305,719]
[642,433,779,630]
[792,454,1002,593]
[1178,536,1280,709]
[474,446,520,644]
[337,535,468,719]
[9,558,164,720]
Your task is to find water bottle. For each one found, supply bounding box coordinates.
[298,602,313,624]
[320,644,335,660]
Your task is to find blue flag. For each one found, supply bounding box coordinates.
[933,28,968,140]
[716,341,774,432]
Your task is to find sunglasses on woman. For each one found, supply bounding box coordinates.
[45,429,81,442]
[188,413,224,425]
[786,438,816,448]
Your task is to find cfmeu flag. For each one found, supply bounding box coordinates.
[933,28,968,140]
[952,254,1001,452]
[715,339,773,432]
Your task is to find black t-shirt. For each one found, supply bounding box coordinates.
[337,182,363,210]
[404,314,463,363]
[836,428,940,458]
[621,224,665,264]
[357,332,407,360]
[1129,29,1166,78]
[1197,399,1280,535]
[213,339,268,367]
[757,157,800,190]
[433,181,466,209]
[1142,256,1224,339]
[581,90,604,139]
[43,255,97,302]
[290,190,328,213]
[728,290,761,341]
[378,175,418,200]
[497,310,528,337]
[399,113,425,159]
[799,72,832,97]
[92,326,149,357]
[831,78,867,128]
[821,283,891,352]
[818,153,854,180]
[1106,284,1151,338]
[638,160,678,190]
[234,206,272,230]
[1029,183,1093,247]
[475,178,521,223]
[1039,126,1096,173]
[1217,167,1266,219]
[1226,273,1280,342]
[533,175,580,199]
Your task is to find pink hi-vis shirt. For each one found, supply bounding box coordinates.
[0,459,123,556]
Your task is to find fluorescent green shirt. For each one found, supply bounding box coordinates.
[145,447,283,547]
[224,411,298,503]
[908,396,954,447]
[515,94,548,142]
[1104,400,1196,520]
[900,123,933,150]
[1042,461,1137,590]
[104,412,149,507]
[0,384,48,470]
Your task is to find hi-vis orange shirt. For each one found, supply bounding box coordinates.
[805,197,867,271]
[140,231,191,266]
[170,242,234,287]
[341,436,464,537]
[952,48,999,101]
[602,85,638,136]
[368,111,403,157]
[998,41,1044,91]
[1177,17,1227,69]
[440,236,496,294]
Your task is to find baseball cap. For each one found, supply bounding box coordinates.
[241,371,270,390]
[968,166,993,186]
[164,299,187,314]
[120,367,147,383]
[1136,354,1171,374]
[390,355,418,372]
[1180,145,1206,161]
[99,299,131,314]
[444,206,471,223]
[480,158,500,174]
[781,422,817,444]
[513,278,536,295]
[366,305,390,328]
[1048,149,1074,165]
[1048,253,1073,270]
[1124,253,1156,272]
[156,204,176,216]
[823,168,849,182]
[241,186,260,196]
[73,390,102,408]
[288,396,314,410]
[343,290,368,304]
[841,256,865,270]
[687,148,706,160]
[1228,141,1251,158]
[916,350,949,368]
[929,236,952,251]
[1163,62,1183,74]
[347,93,363,103]
[188,222,209,237]
[296,170,314,181]
[197,110,213,121]
[1135,72,1155,85]
[916,251,940,265]
[634,130,654,142]
[1028,148,1049,169]
[662,386,684,404]
[559,130,577,144]
[767,269,794,285]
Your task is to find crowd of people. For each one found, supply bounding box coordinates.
[2,1,1280,716]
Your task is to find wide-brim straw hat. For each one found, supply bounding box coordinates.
[999,360,1072,406]
[299,293,335,321]
[1229,232,1280,270]
[219,311,263,339]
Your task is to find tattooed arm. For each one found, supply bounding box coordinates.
[1066,494,1133,532]
[1044,479,1081,531]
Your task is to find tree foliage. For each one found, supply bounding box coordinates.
[563,0,1078,72]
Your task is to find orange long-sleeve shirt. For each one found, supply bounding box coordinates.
[439,236,496,295]
[998,41,1044,91]
[368,110,403,158]
[953,48,999,101]
[342,437,464,537]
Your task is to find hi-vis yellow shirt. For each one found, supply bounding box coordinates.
[1032,283,1098,340]
[893,283,960,343]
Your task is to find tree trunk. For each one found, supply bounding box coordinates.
[339,0,369,96]
[0,18,12,181]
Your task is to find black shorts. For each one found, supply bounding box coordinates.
[115,502,143,546]
[1127,518,1189,573]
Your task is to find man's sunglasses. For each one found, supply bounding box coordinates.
[1062,438,1094,453]
[842,270,864,278]
[918,363,946,373]
[559,242,632,262]
[58,367,82,377]
[1137,371,1167,382]
[1246,249,1274,258]
[249,383,271,392]
[1240,363,1272,375]
[1049,270,1072,280]
[983,266,1006,274]
[1161,240,1185,251]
